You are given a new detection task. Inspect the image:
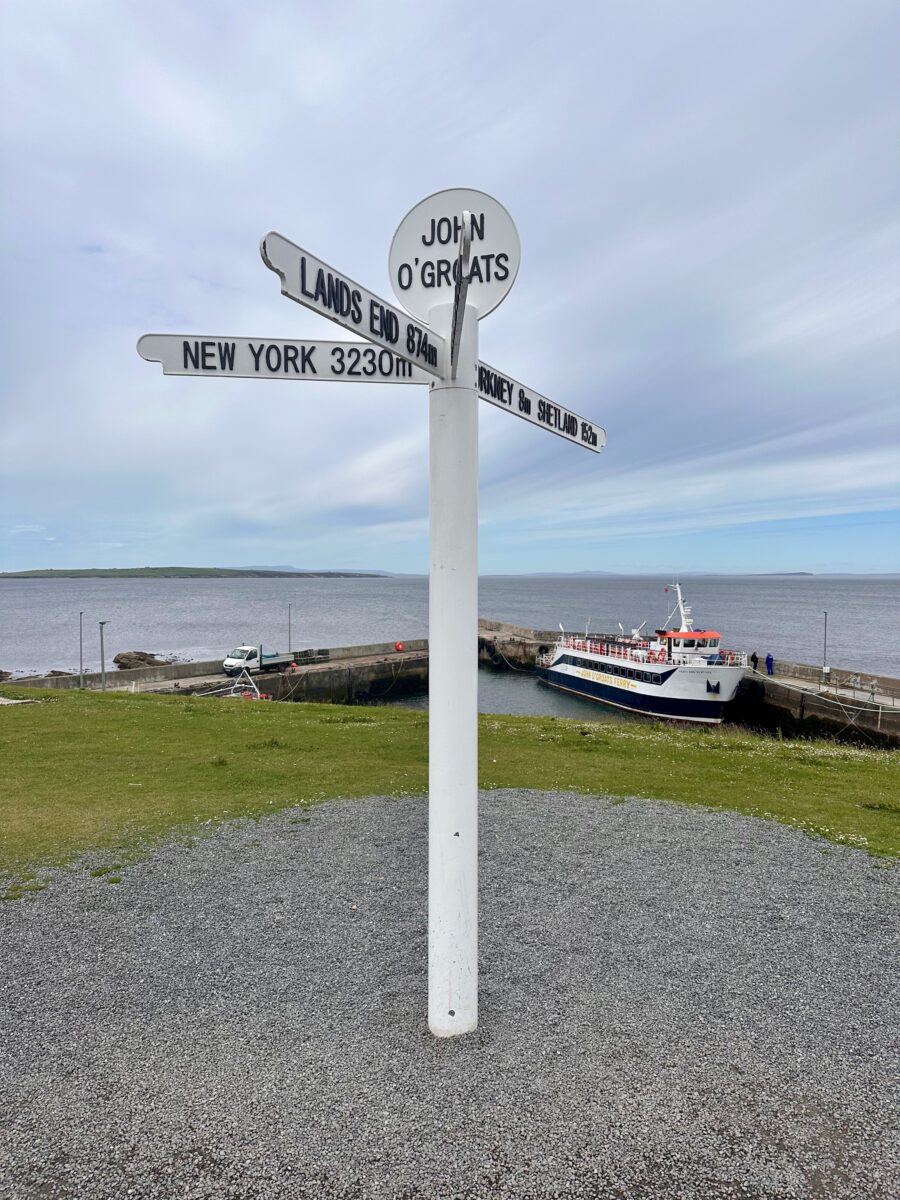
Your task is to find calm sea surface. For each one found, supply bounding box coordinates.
[1,575,897,688]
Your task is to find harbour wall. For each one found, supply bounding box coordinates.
[13,658,226,690]
[733,673,900,748]
[8,623,898,745]
[253,647,428,704]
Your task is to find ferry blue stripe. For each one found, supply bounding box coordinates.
[535,666,725,721]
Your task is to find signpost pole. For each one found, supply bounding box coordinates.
[427,298,479,1037]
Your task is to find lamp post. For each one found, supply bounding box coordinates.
[79,611,84,688]
[99,621,108,691]
[823,610,828,676]
[288,603,292,655]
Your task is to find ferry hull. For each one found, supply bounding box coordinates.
[535,665,728,723]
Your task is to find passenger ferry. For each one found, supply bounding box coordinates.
[535,584,747,724]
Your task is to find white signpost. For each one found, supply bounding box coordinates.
[138,188,606,1039]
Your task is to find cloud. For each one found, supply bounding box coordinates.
[0,0,897,572]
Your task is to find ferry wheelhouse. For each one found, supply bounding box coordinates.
[535,584,747,724]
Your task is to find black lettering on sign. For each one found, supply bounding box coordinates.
[495,253,509,282]
[436,259,451,286]
[479,367,514,405]
[331,346,345,375]
[200,341,215,370]
[423,212,485,246]
[369,300,399,345]
[299,256,315,300]
[284,344,299,374]
[363,347,377,376]
[421,261,435,287]
[397,263,412,290]
[301,346,316,373]
[405,322,437,368]
[265,344,281,372]
[320,271,345,315]
[217,342,235,370]
[518,388,532,415]
[347,347,362,376]
[249,343,264,372]
[183,341,200,369]
[304,265,362,324]
[326,274,344,313]
[581,421,597,446]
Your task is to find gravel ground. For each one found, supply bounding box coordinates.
[1,791,898,1200]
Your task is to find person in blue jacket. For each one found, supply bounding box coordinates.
[765,652,774,676]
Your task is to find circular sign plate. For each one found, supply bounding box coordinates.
[389,188,520,322]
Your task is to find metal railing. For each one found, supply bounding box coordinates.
[548,636,747,669]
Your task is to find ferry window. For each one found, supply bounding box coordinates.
[710,638,719,647]
[684,639,695,648]
[642,672,651,682]
[653,674,662,685]
[626,669,634,679]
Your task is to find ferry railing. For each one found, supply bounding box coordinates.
[558,635,748,669]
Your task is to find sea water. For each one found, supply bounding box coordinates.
[2,575,896,685]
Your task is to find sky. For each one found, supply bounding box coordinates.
[1,0,898,575]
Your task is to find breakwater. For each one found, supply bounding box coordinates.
[9,622,898,745]
[732,660,900,747]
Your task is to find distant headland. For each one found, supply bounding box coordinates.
[0,566,386,580]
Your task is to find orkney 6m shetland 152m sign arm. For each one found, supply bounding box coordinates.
[137,187,606,1041]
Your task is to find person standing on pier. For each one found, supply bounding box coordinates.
[750,651,759,672]
[765,652,774,676]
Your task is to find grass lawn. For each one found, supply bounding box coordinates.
[1,686,898,895]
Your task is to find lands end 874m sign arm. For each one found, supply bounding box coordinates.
[261,233,445,376]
